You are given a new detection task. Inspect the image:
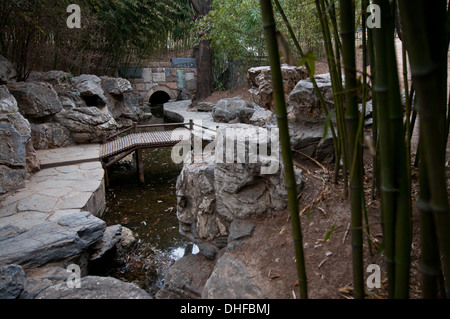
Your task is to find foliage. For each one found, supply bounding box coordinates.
[0,0,193,78]
[196,0,322,90]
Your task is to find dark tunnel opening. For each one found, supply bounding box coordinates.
[149,91,171,106]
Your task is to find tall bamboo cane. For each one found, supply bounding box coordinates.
[398,0,450,296]
[339,0,365,299]
[259,0,308,299]
[372,0,412,298]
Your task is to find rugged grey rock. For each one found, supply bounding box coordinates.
[202,252,266,299]
[247,65,308,111]
[176,125,303,258]
[0,85,36,194]
[212,97,257,124]
[35,275,151,299]
[30,122,72,150]
[155,254,215,299]
[0,211,106,269]
[54,106,117,143]
[0,55,17,84]
[0,264,27,299]
[70,74,108,107]
[7,81,63,118]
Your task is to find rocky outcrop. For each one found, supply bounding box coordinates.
[54,106,118,143]
[7,81,63,119]
[30,122,72,150]
[247,65,308,111]
[0,85,39,194]
[176,125,303,259]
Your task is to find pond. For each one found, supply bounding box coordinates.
[101,110,197,296]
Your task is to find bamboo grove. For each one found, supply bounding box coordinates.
[260,0,449,298]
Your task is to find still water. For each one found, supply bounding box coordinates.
[102,146,194,295]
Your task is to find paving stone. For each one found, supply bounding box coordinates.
[17,194,59,212]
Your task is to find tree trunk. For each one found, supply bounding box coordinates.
[190,0,213,103]
[197,38,213,101]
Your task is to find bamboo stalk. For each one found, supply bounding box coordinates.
[260,0,308,299]
[398,0,450,296]
[339,0,364,299]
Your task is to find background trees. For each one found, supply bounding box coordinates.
[0,0,192,79]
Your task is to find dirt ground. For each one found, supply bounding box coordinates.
[201,58,445,299]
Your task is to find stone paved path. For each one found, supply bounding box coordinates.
[37,144,100,169]
[0,145,106,269]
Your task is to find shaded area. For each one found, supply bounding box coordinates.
[102,148,194,295]
[149,91,171,106]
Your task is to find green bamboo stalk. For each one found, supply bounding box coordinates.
[259,0,308,299]
[398,0,450,296]
[417,142,445,298]
[314,0,349,192]
[272,0,341,182]
[372,0,412,298]
[339,0,364,299]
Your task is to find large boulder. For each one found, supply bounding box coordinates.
[212,97,257,124]
[247,65,308,111]
[0,85,37,194]
[35,275,151,299]
[7,82,63,119]
[176,125,303,258]
[55,106,117,143]
[30,122,72,150]
[287,73,336,124]
[70,74,108,107]
[0,55,17,84]
[201,252,266,299]
[0,264,27,299]
[0,210,106,269]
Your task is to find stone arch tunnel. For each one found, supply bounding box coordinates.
[145,85,177,106]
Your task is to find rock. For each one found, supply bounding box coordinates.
[30,122,72,150]
[212,97,257,123]
[70,74,107,107]
[0,85,34,194]
[249,107,275,127]
[202,252,266,299]
[197,102,214,112]
[41,71,72,86]
[155,253,215,299]
[0,264,26,299]
[247,65,308,111]
[228,220,255,242]
[55,106,117,143]
[118,226,137,251]
[0,55,17,84]
[0,84,18,113]
[0,211,106,269]
[20,266,70,299]
[287,73,336,124]
[7,81,62,118]
[100,76,132,96]
[289,123,335,163]
[176,125,303,258]
[25,140,40,174]
[90,225,122,261]
[177,88,193,101]
[35,275,151,299]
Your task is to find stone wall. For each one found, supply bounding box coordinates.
[124,59,197,103]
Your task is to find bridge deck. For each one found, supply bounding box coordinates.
[100,130,190,159]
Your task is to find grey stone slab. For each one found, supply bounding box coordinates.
[17,194,59,212]
[57,192,93,210]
